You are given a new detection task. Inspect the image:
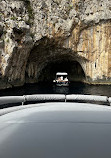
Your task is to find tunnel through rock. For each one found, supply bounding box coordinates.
[38,60,86,83]
[25,38,86,84]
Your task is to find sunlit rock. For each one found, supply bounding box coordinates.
[0,0,111,89]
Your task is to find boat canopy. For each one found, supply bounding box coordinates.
[56,72,68,76]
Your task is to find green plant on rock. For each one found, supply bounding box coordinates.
[3,30,7,34]
[24,0,34,26]
[30,32,34,38]
[11,16,17,20]
[6,38,9,43]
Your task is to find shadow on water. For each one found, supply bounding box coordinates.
[53,86,70,94]
[69,82,111,96]
[0,82,110,96]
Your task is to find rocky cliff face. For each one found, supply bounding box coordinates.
[0,0,111,89]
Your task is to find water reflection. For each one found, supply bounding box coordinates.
[0,82,110,96]
[53,85,69,94]
[69,82,111,96]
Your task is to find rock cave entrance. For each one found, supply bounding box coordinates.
[38,60,86,83]
[25,39,86,84]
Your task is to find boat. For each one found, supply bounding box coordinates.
[0,94,111,158]
[53,72,69,86]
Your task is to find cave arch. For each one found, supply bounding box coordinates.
[25,39,86,84]
[38,60,86,83]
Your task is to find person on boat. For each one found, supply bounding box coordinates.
[64,77,68,82]
[60,76,63,81]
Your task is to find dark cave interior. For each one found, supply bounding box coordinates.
[38,60,85,83]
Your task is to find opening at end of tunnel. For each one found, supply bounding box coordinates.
[38,61,86,83]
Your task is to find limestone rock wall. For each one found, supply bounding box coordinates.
[0,0,111,89]
[0,0,33,88]
[77,22,111,83]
